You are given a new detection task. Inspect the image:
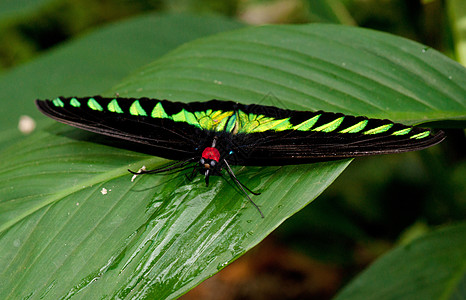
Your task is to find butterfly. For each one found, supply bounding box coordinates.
[36,96,445,217]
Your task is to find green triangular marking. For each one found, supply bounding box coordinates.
[339,120,368,133]
[313,117,344,132]
[87,98,103,111]
[70,98,81,108]
[172,109,187,122]
[172,109,198,126]
[108,99,124,113]
[364,123,393,135]
[129,100,147,116]
[151,102,168,118]
[52,98,64,107]
[410,131,430,139]
[392,128,412,136]
[294,114,321,131]
[253,118,292,132]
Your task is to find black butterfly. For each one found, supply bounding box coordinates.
[36,96,445,217]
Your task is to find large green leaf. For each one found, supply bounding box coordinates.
[0,13,243,129]
[114,24,466,124]
[1,23,465,299]
[334,222,466,300]
[0,127,349,299]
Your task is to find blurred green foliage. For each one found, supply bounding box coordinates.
[0,0,459,70]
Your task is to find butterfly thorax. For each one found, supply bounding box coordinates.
[199,137,223,185]
[200,147,220,170]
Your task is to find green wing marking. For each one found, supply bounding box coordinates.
[70,97,81,108]
[108,99,123,113]
[235,111,292,133]
[151,103,234,131]
[312,117,344,132]
[172,109,198,125]
[225,113,237,133]
[392,128,412,136]
[52,98,65,107]
[410,131,430,139]
[294,114,320,131]
[151,102,169,118]
[339,120,368,133]
[88,98,103,111]
[129,100,147,116]
[49,97,434,140]
[194,110,234,131]
[364,123,393,135]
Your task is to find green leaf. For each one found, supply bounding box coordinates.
[0,13,243,129]
[0,127,350,299]
[334,222,466,300]
[114,24,466,125]
[1,23,465,299]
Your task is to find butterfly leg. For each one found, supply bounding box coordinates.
[186,164,198,181]
[223,159,264,218]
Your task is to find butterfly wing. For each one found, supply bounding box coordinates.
[35,96,213,160]
[224,103,445,165]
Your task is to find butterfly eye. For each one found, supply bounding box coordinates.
[199,158,205,165]
[210,160,216,167]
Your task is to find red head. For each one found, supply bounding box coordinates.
[199,147,220,186]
